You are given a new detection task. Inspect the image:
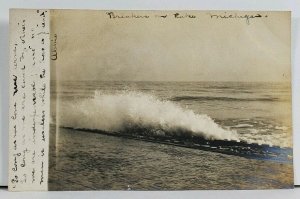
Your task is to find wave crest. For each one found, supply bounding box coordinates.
[58,91,239,141]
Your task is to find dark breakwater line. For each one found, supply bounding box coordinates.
[60,126,292,164]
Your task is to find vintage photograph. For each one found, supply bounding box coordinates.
[48,10,293,190]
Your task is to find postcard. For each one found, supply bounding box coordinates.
[8,9,293,191]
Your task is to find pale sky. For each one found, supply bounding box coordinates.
[50,10,291,82]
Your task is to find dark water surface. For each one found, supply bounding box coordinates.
[48,127,293,190]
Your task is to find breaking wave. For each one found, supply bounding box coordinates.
[56,91,290,148]
[58,91,239,141]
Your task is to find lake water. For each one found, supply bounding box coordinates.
[48,81,293,190]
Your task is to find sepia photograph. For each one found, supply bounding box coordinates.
[48,10,293,190]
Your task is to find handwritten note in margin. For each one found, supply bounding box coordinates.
[8,9,50,191]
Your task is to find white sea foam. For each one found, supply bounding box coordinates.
[57,91,291,147]
[58,91,240,141]
[232,124,254,128]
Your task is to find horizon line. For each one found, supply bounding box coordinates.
[50,79,291,83]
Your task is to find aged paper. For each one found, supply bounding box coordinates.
[8,9,50,191]
[9,9,292,191]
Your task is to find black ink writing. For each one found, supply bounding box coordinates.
[11,102,17,120]
[106,12,150,19]
[208,12,267,25]
[12,75,18,96]
[174,13,196,19]
[40,161,44,185]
